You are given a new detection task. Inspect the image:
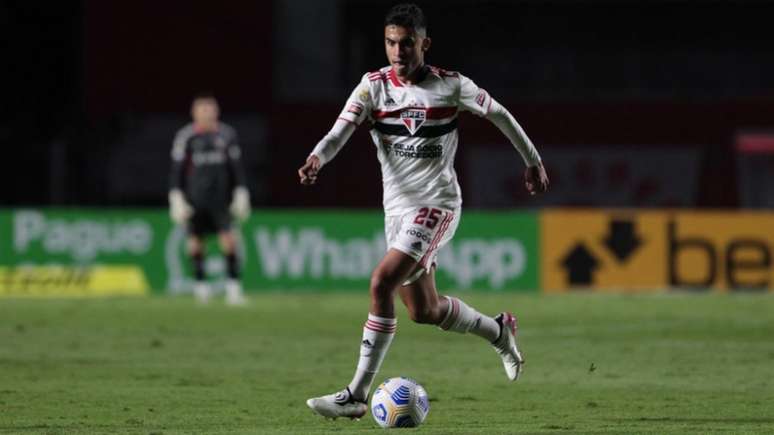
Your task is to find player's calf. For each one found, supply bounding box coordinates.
[406,304,445,325]
[436,296,524,380]
[438,296,500,341]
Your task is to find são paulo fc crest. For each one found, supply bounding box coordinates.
[401,109,426,135]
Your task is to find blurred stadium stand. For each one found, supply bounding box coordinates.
[3,0,774,208]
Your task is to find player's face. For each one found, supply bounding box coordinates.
[385,25,430,79]
[191,98,220,125]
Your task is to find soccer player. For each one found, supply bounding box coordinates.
[168,93,251,305]
[299,3,549,419]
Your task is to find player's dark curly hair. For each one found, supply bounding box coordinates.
[384,3,427,33]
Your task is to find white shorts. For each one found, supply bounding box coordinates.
[385,206,461,284]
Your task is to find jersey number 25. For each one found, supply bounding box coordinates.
[414,207,442,229]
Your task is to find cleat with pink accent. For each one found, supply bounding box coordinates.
[306,387,367,419]
[492,312,525,381]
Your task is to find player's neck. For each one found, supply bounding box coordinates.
[395,64,428,85]
[194,121,218,132]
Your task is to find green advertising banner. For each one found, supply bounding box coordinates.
[0,209,538,296]
[0,209,168,296]
[246,211,539,292]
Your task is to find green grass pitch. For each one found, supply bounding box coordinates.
[1,292,773,434]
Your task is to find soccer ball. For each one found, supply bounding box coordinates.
[370,377,430,428]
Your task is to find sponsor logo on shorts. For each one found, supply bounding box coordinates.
[406,228,432,243]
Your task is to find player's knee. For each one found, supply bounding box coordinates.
[187,239,203,256]
[369,272,395,301]
[218,232,236,253]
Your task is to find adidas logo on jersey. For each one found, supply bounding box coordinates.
[411,241,423,251]
[401,109,426,136]
[385,97,396,106]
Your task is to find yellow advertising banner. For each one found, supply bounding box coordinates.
[0,266,149,297]
[541,209,774,292]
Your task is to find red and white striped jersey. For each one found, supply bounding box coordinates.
[337,65,494,216]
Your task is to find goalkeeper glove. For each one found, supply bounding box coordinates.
[168,189,193,224]
[230,186,251,222]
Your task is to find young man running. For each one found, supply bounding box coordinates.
[298,3,549,419]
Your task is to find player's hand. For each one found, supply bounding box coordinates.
[168,189,193,224]
[524,163,549,195]
[298,155,321,185]
[230,186,251,222]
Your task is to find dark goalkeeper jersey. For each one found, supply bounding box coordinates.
[169,122,247,210]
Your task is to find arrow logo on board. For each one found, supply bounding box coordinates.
[561,243,600,286]
[603,219,641,262]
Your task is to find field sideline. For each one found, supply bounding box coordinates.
[1,293,773,434]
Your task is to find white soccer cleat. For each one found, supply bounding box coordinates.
[492,312,524,381]
[193,282,212,305]
[225,292,248,306]
[306,388,367,420]
[224,280,248,306]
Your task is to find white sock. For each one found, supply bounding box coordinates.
[224,279,246,305]
[347,314,396,401]
[439,296,500,342]
[193,282,211,303]
[225,279,243,298]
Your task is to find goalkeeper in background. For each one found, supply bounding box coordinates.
[168,93,250,305]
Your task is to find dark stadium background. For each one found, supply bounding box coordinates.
[3,3,774,433]
[3,0,774,209]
